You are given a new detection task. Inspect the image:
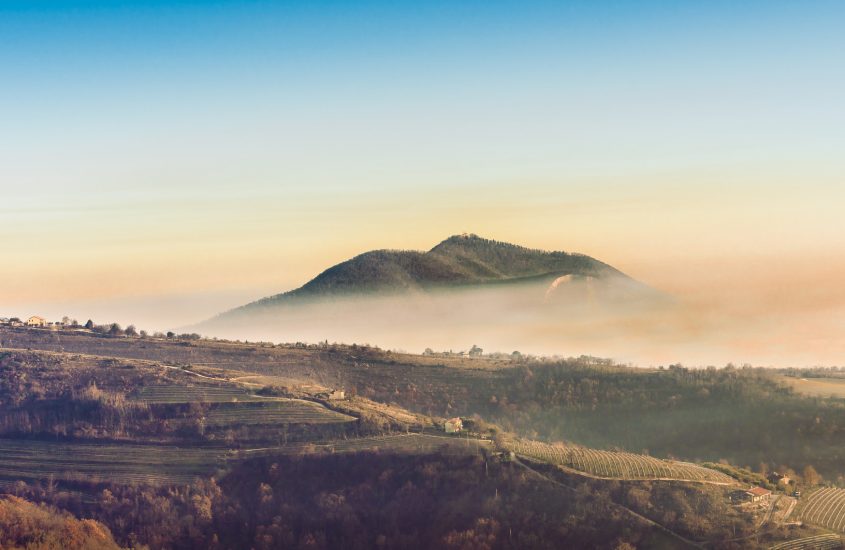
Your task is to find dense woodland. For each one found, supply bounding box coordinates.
[0,495,120,550]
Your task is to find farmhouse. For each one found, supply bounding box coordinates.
[745,487,772,503]
[444,417,463,433]
[25,316,48,327]
[768,472,791,486]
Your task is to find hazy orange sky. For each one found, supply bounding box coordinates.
[2,1,844,365]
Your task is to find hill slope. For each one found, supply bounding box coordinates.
[212,234,633,316]
[192,234,668,355]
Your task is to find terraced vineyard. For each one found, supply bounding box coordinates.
[134,384,357,426]
[205,401,356,426]
[504,438,734,484]
[770,533,843,550]
[242,433,492,458]
[0,434,488,488]
[133,384,270,404]
[0,439,227,486]
[796,488,845,532]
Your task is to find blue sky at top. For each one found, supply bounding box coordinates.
[3,0,842,203]
[1,0,844,333]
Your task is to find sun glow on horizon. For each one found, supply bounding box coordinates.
[2,1,844,365]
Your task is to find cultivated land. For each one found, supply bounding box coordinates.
[779,376,845,399]
[1,325,843,548]
[503,438,735,484]
[769,533,843,550]
[0,439,227,486]
[0,434,485,489]
[204,401,356,427]
[796,488,845,533]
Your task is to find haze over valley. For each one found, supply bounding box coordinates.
[186,234,842,367]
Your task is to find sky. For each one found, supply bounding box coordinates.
[1,1,844,364]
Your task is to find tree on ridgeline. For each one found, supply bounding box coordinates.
[85,319,95,329]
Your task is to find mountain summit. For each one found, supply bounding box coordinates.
[194,234,665,347]
[227,234,628,311]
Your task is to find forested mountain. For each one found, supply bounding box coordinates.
[212,234,636,315]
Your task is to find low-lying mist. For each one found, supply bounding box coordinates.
[195,275,843,367]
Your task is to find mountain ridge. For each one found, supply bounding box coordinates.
[209,234,636,321]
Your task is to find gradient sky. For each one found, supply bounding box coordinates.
[2,1,844,363]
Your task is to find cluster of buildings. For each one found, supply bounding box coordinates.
[1,316,86,331]
[0,315,61,328]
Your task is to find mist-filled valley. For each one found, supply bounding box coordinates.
[192,273,843,368]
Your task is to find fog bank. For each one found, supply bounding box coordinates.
[196,276,845,367]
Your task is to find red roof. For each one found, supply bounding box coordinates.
[746,487,771,497]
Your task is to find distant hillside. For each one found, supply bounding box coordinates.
[215,234,631,317]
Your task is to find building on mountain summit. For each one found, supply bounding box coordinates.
[444,418,463,433]
[26,316,48,327]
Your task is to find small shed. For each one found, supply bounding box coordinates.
[444,418,463,433]
[328,389,345,400]
[745,487,772,503]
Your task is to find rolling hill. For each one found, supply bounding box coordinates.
[227,233,631,306]
[196,234,662,340]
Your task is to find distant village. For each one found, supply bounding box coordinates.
[0,315,63,328]
[0,315,202,340]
